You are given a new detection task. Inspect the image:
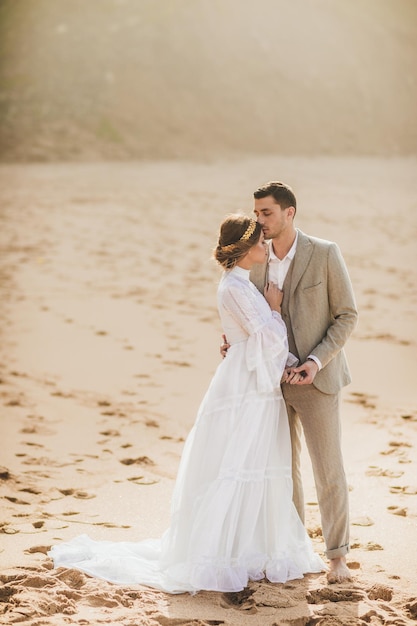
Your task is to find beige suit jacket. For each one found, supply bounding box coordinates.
[250,230,358,395]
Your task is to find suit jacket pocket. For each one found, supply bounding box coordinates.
[303,281,322,292]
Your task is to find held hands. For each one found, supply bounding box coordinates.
[281,359,319,385]
[222,331,319,386]
[264,282,283,313]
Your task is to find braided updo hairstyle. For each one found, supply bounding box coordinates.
[214,214,262,270]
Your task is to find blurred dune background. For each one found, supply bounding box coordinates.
[0,0,416,162]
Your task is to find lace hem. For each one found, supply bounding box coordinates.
[49,535,326,593]
[168,550,325,591]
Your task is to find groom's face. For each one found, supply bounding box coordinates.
[254,195,292,240]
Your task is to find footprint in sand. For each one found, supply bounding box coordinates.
[55,569,87,589]
[20,414,56,436]
[4,398,25,407]
[17,574,56,589]
[120,456,155,466]
[251,584,298,609]
[307,587,365,604]
[220,587,257,614]
[351,541,383,551]
[367,583,393,601]
[401,412,417,422]
[389,485,417,495]
[346,391,377,410]
[23,441,44,448]
[34,591,78,617]
[20,424,55,436]
[25,545,50,555]
[0,522,20,534]
[359,332,411,346]
[387,440,412,449]
[145,419,159,428]
[58,489,96,500]
[50,390,74,398]
[99,429,120,437]
[366,584,413,626]
[380,441,412,462]
[97,400,112,407]
[83,590,131,608]
[4,495,31,505]
[387,505,408,517]
[127,475,158,486]
[22,456,70,467]
[307,525,323,538]
[46,511,130,529]
[162,359,191,367]
[406,600,417,619]
[0,466,11,480]
[9,371,28,378]
[19,486,42,495]
[0,586,16,602]
[366,466,404,478]
[157,615,227,626]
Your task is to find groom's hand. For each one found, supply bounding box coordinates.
[220,334,230,359]
[289,360,319,385]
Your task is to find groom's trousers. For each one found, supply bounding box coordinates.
[282,383,350,560]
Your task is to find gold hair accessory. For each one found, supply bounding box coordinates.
[240,218,257,242]
[220,219,257,252]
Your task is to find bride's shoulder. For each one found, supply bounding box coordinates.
[220,270,249,288]
[218,274,256,307]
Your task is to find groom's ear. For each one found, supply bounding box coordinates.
[287,206,296,219]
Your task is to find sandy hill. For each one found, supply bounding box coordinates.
[0,0,416,161]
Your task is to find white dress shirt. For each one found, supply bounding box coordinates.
[268,232,298,290]
[267,232,322,371]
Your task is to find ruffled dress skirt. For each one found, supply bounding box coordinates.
[49,338,325,593]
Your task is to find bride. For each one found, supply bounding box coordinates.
[49,214,325,593]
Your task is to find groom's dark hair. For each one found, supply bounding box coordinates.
[254,181,297,214]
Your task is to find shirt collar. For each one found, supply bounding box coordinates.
[269,230,298,262]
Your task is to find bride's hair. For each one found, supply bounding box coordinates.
[214,214,262,270]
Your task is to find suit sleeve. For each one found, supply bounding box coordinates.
[311,243,358,368]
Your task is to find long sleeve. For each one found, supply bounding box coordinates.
[219,278,289,393]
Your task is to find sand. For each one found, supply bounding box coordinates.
[0,156,416,625]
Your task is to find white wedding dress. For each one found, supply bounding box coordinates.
[49,266,325,593]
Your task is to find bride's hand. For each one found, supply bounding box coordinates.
[220,334,230,359]
[264,282,283,313]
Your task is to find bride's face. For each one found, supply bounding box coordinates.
[248,232,268,264]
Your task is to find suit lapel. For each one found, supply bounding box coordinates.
[250,230,313,297]
[289,230,313,297]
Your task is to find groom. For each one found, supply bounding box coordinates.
[223,181,358,583]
